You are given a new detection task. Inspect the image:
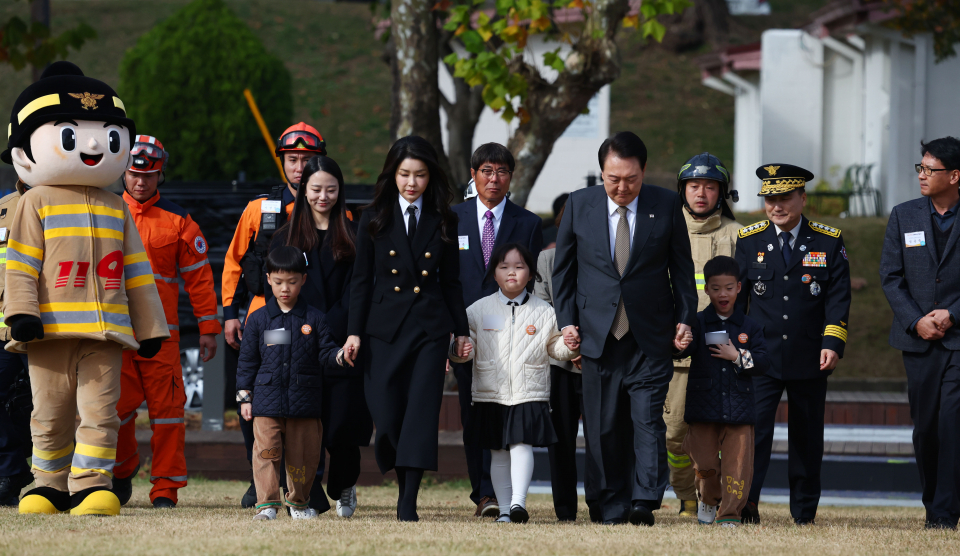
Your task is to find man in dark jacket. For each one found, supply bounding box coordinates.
[880,137,960,530]
[237,246,343,520]
[675,256,770,527]
[452,143,543,517]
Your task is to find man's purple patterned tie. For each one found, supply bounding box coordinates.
[482,210,495,267]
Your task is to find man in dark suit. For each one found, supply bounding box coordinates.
[735,164,851,525]
[452,143,544,517]
[880,137,960,530]
[553,132,697,525]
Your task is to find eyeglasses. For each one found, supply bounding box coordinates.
[916,163,951,176]
[479,168,512,179]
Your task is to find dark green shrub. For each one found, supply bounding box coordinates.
[118,0,291,181]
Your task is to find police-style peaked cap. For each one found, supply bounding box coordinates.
[2,61,135,164]
[756,163,814,196]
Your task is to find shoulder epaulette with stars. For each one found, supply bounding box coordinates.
[738,220,770,239]
[808,220,841,238]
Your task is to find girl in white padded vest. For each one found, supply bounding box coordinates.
[451,243,579,523]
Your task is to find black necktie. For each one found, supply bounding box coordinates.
[406,205,417,244]
[780,231,792,266]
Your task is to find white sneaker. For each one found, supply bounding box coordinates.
[697,502,717,524]
[496,514,512,523]
[720,521,739,528]
[289,506,318,520]
[336,485,357,518]
[253,507,277,521]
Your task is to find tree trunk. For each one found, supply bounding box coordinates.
[388,0,452,179]
[659,0,729,53]
[438,38,485,191]
[506,0,631,207]
[30,0,50,82]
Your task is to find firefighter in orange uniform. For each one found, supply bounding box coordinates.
[221,122,326,507]
[111,136,222,508]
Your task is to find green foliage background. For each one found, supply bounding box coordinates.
[117,0,292,181]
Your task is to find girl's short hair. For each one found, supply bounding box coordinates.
[484,242,542,285]
[266,245,307,275]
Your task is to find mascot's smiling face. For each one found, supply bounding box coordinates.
[10,120,132,188]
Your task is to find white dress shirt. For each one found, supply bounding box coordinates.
[606,195,638,261]
[398,195,424,229]
[498,289,529,305]
[477,196,506,239]
[774,222,800,249]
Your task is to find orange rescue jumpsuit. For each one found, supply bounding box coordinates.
[221,187,295,321]
[114,192,222,503]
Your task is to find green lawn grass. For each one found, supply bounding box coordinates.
[0,479,951,556]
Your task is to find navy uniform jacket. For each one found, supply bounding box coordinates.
[734,215,851,380]
[452,197,543,307]
[676,305,771,425]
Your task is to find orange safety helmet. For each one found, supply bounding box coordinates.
[129,134,169,174]
[276,122,326,156]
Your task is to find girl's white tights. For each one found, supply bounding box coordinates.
[490,443,535,516]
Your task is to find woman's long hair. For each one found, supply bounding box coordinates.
[365,136,456,243]
[280,155,356,262]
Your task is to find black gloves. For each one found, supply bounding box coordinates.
[8,314,44,342]
[137,337,164,359]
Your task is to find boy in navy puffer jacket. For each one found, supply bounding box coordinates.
[237,246,344,521]
[674,256,770,527]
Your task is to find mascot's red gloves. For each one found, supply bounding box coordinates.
[7,314,44,342]
[136,337,164,359]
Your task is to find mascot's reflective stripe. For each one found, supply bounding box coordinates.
[123,252,156,290]
[71,443,117,477]
[5,239,43,278]
[32,444,75,473]
[38,302,133,335]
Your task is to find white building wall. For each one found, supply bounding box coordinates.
[724,72,762,209]
[438,36,610,213]
[821,38,864,189]
[759,30,825,182]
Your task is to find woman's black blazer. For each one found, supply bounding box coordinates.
[267,221,356,346]
[348,203,469,343]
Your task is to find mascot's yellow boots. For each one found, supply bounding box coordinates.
[19,494,64,515]
[70,490,121,516]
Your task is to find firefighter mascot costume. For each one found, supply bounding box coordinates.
[0,61,168,516]
[111,135,221,508]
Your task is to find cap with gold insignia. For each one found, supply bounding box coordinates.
[755,163,814,197]
[2,61,135,165]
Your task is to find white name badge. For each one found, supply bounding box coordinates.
[458,235,470,250]
[905,231,926,247]
[0,227,6,241]
[482,314,505,331]
[261,200,282,214]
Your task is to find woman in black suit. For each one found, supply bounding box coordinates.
[268,155,373,517]
[342,136,469,521]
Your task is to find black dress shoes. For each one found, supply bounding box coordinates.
[628,504,655,526]
[925,517,958,530]
[510,505,530,523]
[741,501,760,524]
[587,501,603,523]
[794,517,815,526]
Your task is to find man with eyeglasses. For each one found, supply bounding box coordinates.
[881,136,960,530]
[452,143,543,518]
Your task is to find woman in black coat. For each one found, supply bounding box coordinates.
[342,136,469,521]
[268,155,373,517]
